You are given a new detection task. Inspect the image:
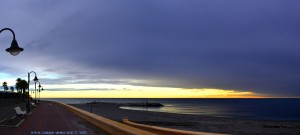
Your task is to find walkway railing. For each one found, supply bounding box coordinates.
[51,101,156,135]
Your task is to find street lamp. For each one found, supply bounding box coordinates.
[39,86,44,102]
[0,28,24,56]
[38,82,43,102]
[27,71,38,112]
[40,86,44,102]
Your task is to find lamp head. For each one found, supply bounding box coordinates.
[6,39,24,56]
[38,84,41,88]
[33,76,39,82]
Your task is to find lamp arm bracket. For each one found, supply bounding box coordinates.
[0,28,16,40]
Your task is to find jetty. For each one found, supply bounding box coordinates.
[87,101,164,107]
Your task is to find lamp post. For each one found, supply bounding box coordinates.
[38,82,43,103]
[40,86,44,102]
[27,71,38,112]
[39,86,42,102]
[0,28,24,56]
[35,82,37,103]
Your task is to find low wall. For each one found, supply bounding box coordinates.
[51,101,156,135]
[123,118,227,135]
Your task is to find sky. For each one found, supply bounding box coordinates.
[0,0,299,98]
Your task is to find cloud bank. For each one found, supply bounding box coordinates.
[0,0,300,97]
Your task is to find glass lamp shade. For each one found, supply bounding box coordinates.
[6,40,24,56]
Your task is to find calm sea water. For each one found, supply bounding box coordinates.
[42,98,300,121]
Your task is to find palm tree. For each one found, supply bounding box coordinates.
[2,81,8,92]
[16,78,22,93]
[15,78,28,100]
[19,80,28,95]
[10,86,14,92]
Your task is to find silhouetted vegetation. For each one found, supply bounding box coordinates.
[15,78,28,95]
[15,78,21,93]
[0,78,30,109]
[2,81,8,91]
[10,86,14,92]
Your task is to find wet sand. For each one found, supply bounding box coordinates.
[70,102,300,135]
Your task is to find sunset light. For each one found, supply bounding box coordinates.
[40,85,262,98]
[0,1,299,134]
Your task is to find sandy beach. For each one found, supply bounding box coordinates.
[70,102,300,135]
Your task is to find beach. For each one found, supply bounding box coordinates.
[71,102,300,135]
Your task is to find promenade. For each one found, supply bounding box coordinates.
[0,102,108,135]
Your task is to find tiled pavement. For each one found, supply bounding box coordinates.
[0,102,108,135]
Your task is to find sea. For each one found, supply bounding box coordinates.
[42,98,300,121]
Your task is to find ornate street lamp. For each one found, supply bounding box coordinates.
[0,28,24,56]
[40,86,44,102]
[27,71,39,112]
[38,82,42,102]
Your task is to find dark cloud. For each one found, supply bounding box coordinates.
[1,1,300,96]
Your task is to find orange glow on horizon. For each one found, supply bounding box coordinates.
[40,86,266,98]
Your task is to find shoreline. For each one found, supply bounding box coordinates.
[119,106,300,122]
[70,102,300,135]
